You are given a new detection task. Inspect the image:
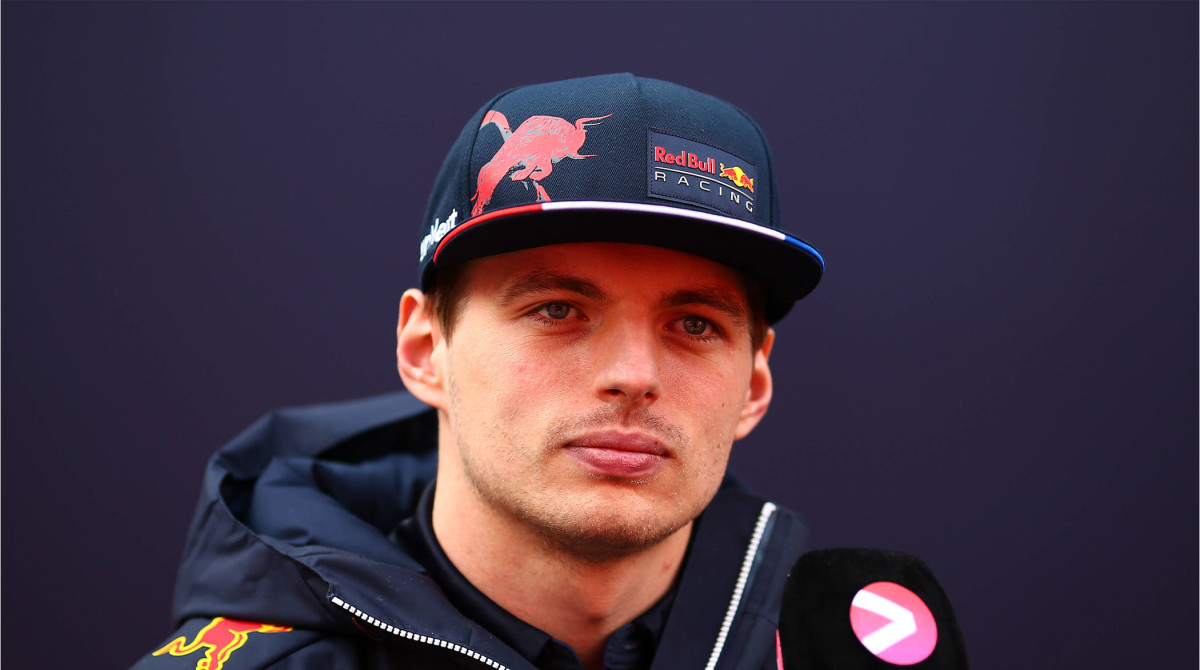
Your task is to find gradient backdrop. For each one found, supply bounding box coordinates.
[4,2,1196,668]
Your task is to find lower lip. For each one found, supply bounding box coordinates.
[564,447,666,480]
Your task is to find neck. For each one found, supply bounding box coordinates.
[432,463,690,669]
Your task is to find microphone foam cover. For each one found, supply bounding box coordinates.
[778,548,969,669]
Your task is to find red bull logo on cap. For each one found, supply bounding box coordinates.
[153,617,293,670]
[718,163,754,193]
[470,110,611,217]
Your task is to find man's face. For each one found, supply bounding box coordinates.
[428,242,773,561]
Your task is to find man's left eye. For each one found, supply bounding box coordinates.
[681,317,712,336]
[538,303,574,320]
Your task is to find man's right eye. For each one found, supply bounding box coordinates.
[538,303,573,320]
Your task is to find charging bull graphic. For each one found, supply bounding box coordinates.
[153,617,292,670]
[471,110,611,216]
[719,162,754,193]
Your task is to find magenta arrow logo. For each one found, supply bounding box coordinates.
[849,582,938,665]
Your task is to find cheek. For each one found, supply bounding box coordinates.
[665,356,752,421]
[498,335,593,388]
[663,361,750,469]
[454,337,579,422]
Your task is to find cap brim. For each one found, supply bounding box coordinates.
[426,201,824,323]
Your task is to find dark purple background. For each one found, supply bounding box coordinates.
[4,2,1195,668]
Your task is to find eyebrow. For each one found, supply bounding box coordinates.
[659,288,748,327]
[497,271,607,306]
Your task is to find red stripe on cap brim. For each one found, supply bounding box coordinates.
[431,203,544,264]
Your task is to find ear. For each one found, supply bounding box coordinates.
[396,288,449,410]
[734,327,774,440]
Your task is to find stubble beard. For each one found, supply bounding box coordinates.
[449,383,713,563]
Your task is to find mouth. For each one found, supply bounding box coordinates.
[562,430,669,480]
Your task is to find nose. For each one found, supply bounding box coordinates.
[593,320,663,406]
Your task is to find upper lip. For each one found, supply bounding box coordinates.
[565,430,668,456]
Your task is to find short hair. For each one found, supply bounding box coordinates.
[424,260,770,352]
[423,260,476,343]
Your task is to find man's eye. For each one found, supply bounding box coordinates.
[681,316,712,336]
[539,303,573,320]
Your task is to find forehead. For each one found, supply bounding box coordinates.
[459,242,749,300]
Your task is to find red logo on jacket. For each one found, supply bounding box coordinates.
[153,617,293,670]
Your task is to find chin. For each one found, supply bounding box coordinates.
[519,493,699,563]
[536,514,686,563]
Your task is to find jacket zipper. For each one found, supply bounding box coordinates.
[333,499,777,670]
[703,501,776,670]
[330,596,513,670]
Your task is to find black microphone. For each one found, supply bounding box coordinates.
[777,548,969,669]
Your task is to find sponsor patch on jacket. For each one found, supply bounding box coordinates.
[647,130,757,220]
[152,617,293,670]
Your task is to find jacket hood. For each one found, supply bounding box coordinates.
[173,392,442,632]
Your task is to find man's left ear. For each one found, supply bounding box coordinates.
[735,327,774,440]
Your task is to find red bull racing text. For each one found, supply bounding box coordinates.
[647,130,758,220]
[653,146,718,175]
[153,617,293,670]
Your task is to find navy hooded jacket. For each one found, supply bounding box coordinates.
[131,392,808,669]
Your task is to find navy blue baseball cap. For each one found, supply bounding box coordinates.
[418,73,823,323]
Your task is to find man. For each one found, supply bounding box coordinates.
[134,73,824,670]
